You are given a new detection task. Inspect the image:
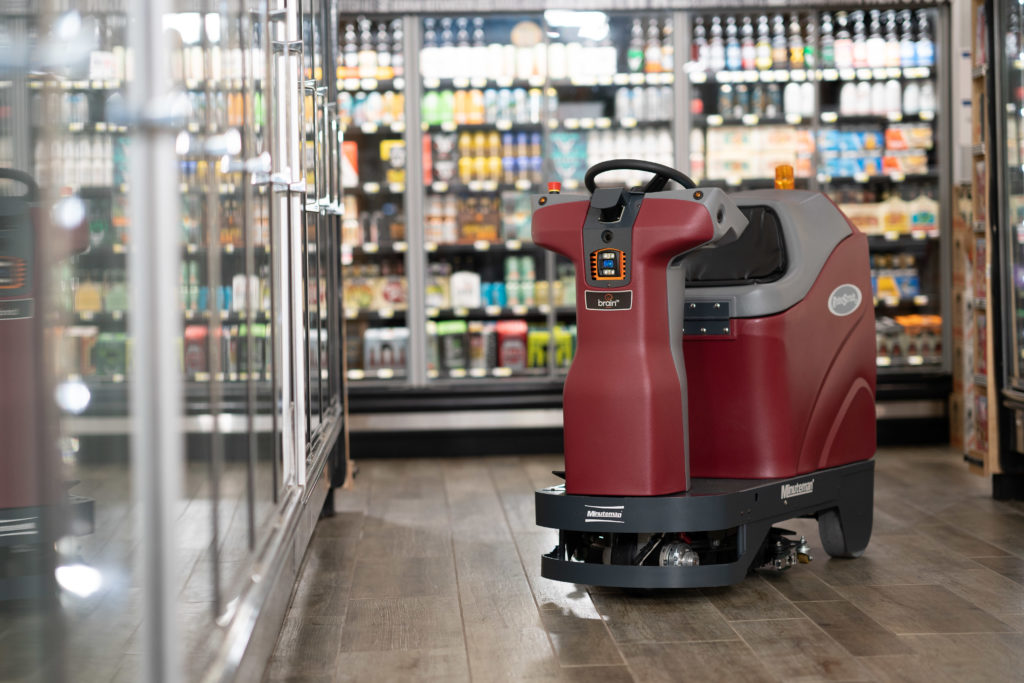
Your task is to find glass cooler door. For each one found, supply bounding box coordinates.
[999,0,1024,392]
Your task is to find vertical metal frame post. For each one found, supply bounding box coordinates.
[402,15,427,386]
[127,0,183,680]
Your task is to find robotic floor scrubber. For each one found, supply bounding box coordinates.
[533,160,875,588]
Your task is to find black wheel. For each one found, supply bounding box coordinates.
[818,509,865,559]
[584,159,697,194]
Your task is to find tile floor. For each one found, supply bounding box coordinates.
[264,447,1024,682]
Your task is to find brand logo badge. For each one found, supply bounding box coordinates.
[828,284,862,317]
[0,299,33,321]
[780,479,815,500]
[584,505,624,523]
[585,290,633,311]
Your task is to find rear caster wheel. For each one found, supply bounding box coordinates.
[818,509,866,558]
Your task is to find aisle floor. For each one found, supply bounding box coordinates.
[264,447,1024,682]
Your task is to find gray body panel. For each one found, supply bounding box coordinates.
[681,190,853,319]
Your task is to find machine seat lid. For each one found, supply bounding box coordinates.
[684,206,787,287]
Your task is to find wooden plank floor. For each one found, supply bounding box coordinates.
[264,447,1024,683]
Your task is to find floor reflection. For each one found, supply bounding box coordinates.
[0,451,278,683]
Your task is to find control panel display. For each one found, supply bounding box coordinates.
[590,248,626,282]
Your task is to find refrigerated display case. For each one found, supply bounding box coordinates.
[338,9,680,417]
[986,0,1024,497]
[0,1,348,679]
[338,3,952,442]
[684,5,951,432]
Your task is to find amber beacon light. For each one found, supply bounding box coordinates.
[774,164,795,190]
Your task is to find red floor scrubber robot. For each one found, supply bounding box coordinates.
[1,168,94,599]
[533,160,875,588]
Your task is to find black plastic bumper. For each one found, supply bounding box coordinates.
[536,459,874,588]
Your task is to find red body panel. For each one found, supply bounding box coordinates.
[0,205,45,511]
[534,197,715,496]
[685,232,877,479]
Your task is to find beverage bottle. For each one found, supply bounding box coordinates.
[692,17,708,69]
[884,79,902,114]
[884,11,902,68]
[661,17,675,72]
[615,86,631,119]
[421,18,438,80]
[834,11,853,69]
[918,81,936,114]
[783,81,800,117]
[855,81,871,115]
[391,19,405,79]
[820,13,835,68]
[800,82,815,117]
[438,17,455,79]
[915,10,934,67]
[483,88,498,122]
[453,89,468,124]
[741,16,756,70]
[899,11,916,67]
[771,15,787,68]
[803,15,816,69]
[788,14,805,69]
[631,85,646,121]
[358,17,377,79]
[755,15,772,70]
[871,81,886,115]
[708,16,726,71]
[750,83,765,114]
[851,11,868,68]
[455,17,472,80]
[903,81,920,114]
[470,18,487,80]
[627,19,645,72]
[376,22,393,80]
[645,18,663,73]
[342,23,359,79]
[725,16,741,71]
[469,89,486,124]
[867,10,885,68]
[548,40,567,80]
[646,85,662,120]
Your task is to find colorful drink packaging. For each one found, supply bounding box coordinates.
[496,319,528,370]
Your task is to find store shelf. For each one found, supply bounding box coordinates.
[688,66,932,85]
[818,172,939,185]
[422,76,546,90]
[183,309,273,323]
[343,121,407,135]
[425,239,539,255]
[344,241,409,256]
[338,75,406,92]
[183,243,271,256]
[421,121,543,133]
[550,117,669,131]
[426,179,536,195]
[696,114,809,128]
[550,72,674,88]
[819,111,936,125]
[866,232,941,248]
[426,305,553,320]
[37,121,130,134]
[28,78,125,91]
[345,308,408,321]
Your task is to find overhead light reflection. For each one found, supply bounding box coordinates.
[55,379,91,414]
[55,563,102,598]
